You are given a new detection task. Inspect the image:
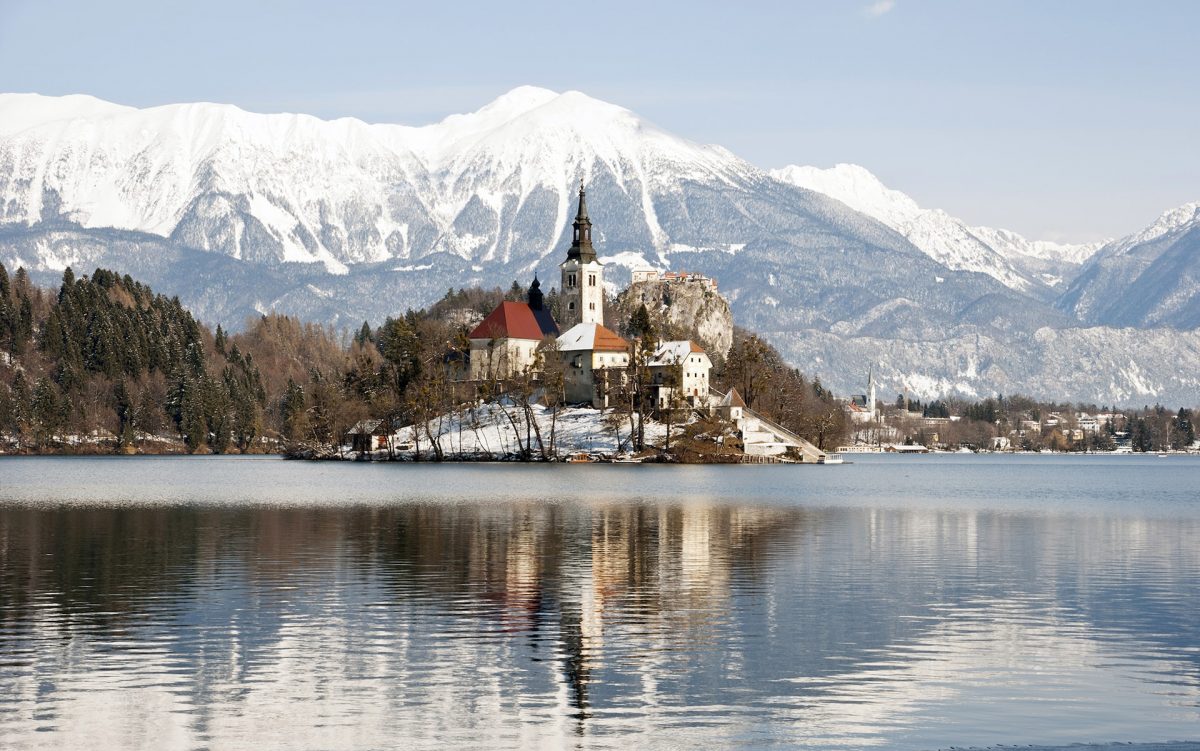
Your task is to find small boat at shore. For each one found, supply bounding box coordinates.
[564,452,600,463]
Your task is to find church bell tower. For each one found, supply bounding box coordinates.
[560,181,604,328]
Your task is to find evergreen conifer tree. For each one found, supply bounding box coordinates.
[355,321,373,347]
[114,379,136,446]
[282,378,308,442]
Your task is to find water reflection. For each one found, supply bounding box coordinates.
[1,496,1199,749]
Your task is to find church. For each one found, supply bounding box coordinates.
[846,365,878,423]
[464,182,711,409]
[553,182,633,406]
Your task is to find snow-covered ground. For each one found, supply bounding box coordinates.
[349,402,673,460]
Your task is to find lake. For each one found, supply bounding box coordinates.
[0,454,1198,750]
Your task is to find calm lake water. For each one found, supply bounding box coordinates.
[0,454,1198,750]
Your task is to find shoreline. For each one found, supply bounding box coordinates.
[2,446,1197,460]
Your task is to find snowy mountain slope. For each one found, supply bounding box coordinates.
[967,226,1103,289]
[0,88,1195,403]
[0,88,753,274]
[1057,202,1200,328]
[772,325,1200,406]
[0,93,440,273]
[0,88,1034,314]
[770,163,1103,294]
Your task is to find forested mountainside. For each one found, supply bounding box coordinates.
[0,265,263,451]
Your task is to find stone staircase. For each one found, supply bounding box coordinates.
[708,390,829,464]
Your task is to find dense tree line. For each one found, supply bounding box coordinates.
[0,267,267,452]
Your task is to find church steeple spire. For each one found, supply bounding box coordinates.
[575,179,589,221]
[867,364,877,419]
[560,178,604,329]
[567,180,596,263]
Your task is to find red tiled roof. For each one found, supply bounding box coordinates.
[469,301,546,341]
[592,324,628,351]
[557,322,629,352]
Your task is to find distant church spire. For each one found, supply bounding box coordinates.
[567,180,596,263]
[867,364,877,419]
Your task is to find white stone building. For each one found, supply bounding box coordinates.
[647,340,712,408]
[467,283,558,380]
[557,322,630,407]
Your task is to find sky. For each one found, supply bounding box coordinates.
[1,0,1197,242]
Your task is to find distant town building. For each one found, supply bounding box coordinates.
[715,388,747,422]
[630,268,718,290]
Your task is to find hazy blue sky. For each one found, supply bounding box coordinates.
[1,0,1196,242]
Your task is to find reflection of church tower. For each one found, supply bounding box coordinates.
[560,182,604,329]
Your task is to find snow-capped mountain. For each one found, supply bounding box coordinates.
[1057,202,1200,329]
[0,87,753,275]
[0,88,1197,404]
[770,163,1104,294]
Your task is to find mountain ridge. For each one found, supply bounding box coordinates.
[770,162,1106,295]
[1,88,1196,405]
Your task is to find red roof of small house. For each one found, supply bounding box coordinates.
[469,301,546,341]
[592,324,628,351]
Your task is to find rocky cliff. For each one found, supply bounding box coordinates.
[614,277,733,360]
